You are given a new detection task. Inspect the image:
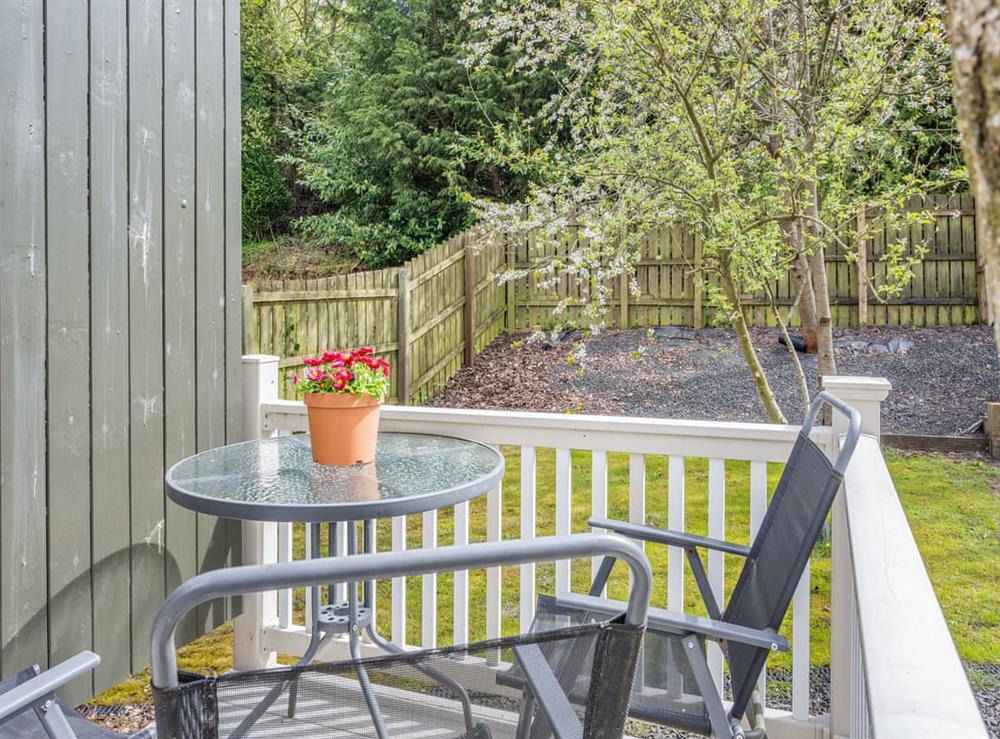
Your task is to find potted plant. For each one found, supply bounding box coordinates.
[293,346,391,466]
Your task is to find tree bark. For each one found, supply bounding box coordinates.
[947,0,1000,396]
[787,221,819,353]
[721,268,788,423]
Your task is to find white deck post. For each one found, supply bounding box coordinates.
[822,375,890,739]
[234,354,281,669]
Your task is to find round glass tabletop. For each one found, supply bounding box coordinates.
[165,432,504,522]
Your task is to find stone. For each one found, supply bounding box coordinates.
[888,337,915,354]
[868,342,890,353]
[849,341,868,351]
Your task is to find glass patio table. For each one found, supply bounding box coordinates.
[165,431,505,739]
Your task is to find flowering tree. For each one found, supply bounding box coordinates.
[463,0,955,422]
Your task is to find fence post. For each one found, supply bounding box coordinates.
[241,283,256,353]
[693,233,704,329]
[464,237,475,365]
[822,375,891,739]
[506,237,516,334]
[619,270,629,328]
[234,354,281,670]
[397,266,411,405]
[857,209,868,328]
[976,200,993,324]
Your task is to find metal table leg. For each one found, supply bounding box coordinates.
[359,519,477,734]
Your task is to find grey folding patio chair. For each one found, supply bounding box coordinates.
[147,533,650,739]
[516,392,861,739]
[1,533,651,739]
[0,653,155,739]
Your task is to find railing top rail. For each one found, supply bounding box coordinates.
[260,400,831,461]
[844,436,986,739]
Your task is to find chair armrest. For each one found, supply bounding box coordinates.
[555,593,788,652]
[0,651,100,721]
[589,517,751,557]
[513,643,582,739]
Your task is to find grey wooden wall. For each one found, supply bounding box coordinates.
[0,0,243,701]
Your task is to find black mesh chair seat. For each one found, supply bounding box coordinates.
[153,621,643,739]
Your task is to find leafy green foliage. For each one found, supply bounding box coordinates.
[240,0,344,240]
[286,0,554,268]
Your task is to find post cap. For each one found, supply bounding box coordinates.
[821,375,891,402]
[242,354,280,365]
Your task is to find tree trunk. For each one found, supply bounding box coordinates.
[721,269,788,423]
[787,221,819,353]
[948,0,1000,396]
[806,176,838,381]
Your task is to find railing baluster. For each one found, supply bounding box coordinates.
[793,565,811,719]
[304,524,315,633]
[334,521,347,603]
[391,515,407,645]
[590,450,608,591]
[750,460,768,701]
[422,510,438,647]
[519,446,537,629]
[277,521,293,629]
[629,453,646,588]
[667,456,685,612]
[707,457,726,694]
[453,500,470,645]
[555,447,572,592]
[486,446,502,648]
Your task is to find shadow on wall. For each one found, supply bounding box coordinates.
[1,521,236,702]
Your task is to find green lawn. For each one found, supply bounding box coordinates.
[91,448,999,705]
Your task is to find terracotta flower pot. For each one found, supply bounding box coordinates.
[303,392,381,466]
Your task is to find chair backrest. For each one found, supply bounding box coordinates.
[722,392,860,719]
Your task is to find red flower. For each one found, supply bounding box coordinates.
[292,374,299,385]
[306,368,326,382]
[303,356,324,367]
[356,346,374,356]
[333,375,347,390]
[321,350,337,363]
[329,359,346,368]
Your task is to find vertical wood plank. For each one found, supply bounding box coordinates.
[397,266,411,404]
[224,0,244,449]
[667,457,685,612]
[88,0,131,690]
[463,239,475,366]
[422,510,437,647]
[485,454,502,647]
[128,0,166,671]
[555,448,572,592]
[519,447,537,629]
[453,500,469,645]
[0,0,47,679]
[391,515,407,644]
[707,458,726,692]
[750,460,768,700]
[590,451,608,585]
[163,0,199,648]
[45,0,92,700]
[857,209,868,327]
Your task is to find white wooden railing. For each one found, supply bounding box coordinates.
[235,355,987,739]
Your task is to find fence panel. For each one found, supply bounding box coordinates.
[246,194,982,405]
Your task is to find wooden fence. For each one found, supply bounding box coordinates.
[0,0,243,703]
[512,193,982,329]
[244,233,507,403]
[245,193,982,401]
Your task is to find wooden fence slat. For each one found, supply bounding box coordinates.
[88,0,132,692]
[0,0,48,681]
[164,0,200,649]
[195,0,230,631]
[128,0,167,672]
[46,2,93,701]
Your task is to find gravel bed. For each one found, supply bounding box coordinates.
[433,326,998,435]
